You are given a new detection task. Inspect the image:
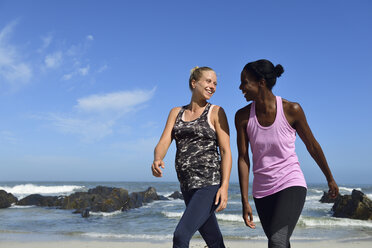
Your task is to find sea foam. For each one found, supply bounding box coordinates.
[306,195,323,201]
[82,232,173,241]
[309,189,324,194]
[0,184,85,198]
[161,211,260,223]
[298,216,372,228]
[339,186,362,193]
[89,210,123,217]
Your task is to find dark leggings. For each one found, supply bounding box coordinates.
[254,186,307,248]
[173,185,225,248]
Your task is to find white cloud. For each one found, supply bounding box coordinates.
[40,88,156,142]
[61,64,89,80]
[141,121,160,129]
[78,65,90,76]
[66,44,80,57]
[47,113,114,142]
[76,88,156,113]
[38,34,53,52]
[0,130,18,144]
[0,22,103,90]
[0,21,33,87]
[0,62,32,82]
[97,64,108,73]
[0,21,15,42]
[62,73,73,81]
[111,137,158,154]
[44,51,62,68]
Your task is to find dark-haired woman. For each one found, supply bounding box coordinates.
[235,59,338,248]
[152,66,232,248]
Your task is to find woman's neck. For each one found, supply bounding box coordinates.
[255,90,276,114]
[188,95,207,112]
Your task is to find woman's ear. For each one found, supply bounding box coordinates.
[258,79,266,88]
[191,80,196,89]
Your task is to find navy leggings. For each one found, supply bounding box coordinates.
[254,186,307,248]
[173,185,225,248]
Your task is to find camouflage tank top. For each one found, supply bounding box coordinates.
[172,103,221,191]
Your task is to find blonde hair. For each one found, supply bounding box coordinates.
[189,66,215,90]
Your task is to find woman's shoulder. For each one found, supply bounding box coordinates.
[209,104,226,122]
[210,104,223,112]
[235,104,252,119]
[281,98,303,115]
[170,106,183,112]
[168,106,183,118]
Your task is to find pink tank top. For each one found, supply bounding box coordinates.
[247,96,307,198]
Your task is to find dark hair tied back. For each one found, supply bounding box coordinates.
[242,59,284,90]
[274,64,284,78]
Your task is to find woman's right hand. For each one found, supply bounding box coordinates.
[242,202,256,229]
[151,159,165,177]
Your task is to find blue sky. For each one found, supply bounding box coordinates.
[0,0,371,184]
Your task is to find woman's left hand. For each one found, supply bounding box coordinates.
[215,186,228,212]
[328,179,339,198]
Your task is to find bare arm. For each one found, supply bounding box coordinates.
[235,106,255,228]
[289,102,339,197]
[151,107,180,177]
[212,106,232,212]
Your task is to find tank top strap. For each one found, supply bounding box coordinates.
[276,96,283,115]
[249,101,256,120]
[200,102,211,119]
[275,96,285,124]
[175,105,187,122]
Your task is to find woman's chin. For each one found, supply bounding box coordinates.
[204,94,213,100]
[244,96,253,102]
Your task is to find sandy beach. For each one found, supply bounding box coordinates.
[1,240,372,248]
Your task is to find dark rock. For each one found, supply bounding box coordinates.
[332,189,372,220]
[169,191,184,200]
[319,191,341,203]
[121,187,160,211]
[17,194,62,207]
[92,188,130,212]
[0,190,17,208]
[157,195,170,201]
[62,192,97,210]
[82,207,90,218]
[62,186,129,213]
[143,187,159,203]
[88,186,115,195]
[12,185,166,215]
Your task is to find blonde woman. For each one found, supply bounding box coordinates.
[151,67,232,248]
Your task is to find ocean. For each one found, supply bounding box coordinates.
[0,182,372,243]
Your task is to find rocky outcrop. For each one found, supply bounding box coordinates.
[0,190,17,208]
[62,186,129,213]
[332,189,372,220]
[17,194,63,207]
[62,186,166,214]
[169,191,184,200]
[122,187,163,211]
[7,185,168,216]
[319,191,341,203]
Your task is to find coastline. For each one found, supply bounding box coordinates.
[1,182,371,247]
[1,239,372,248]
